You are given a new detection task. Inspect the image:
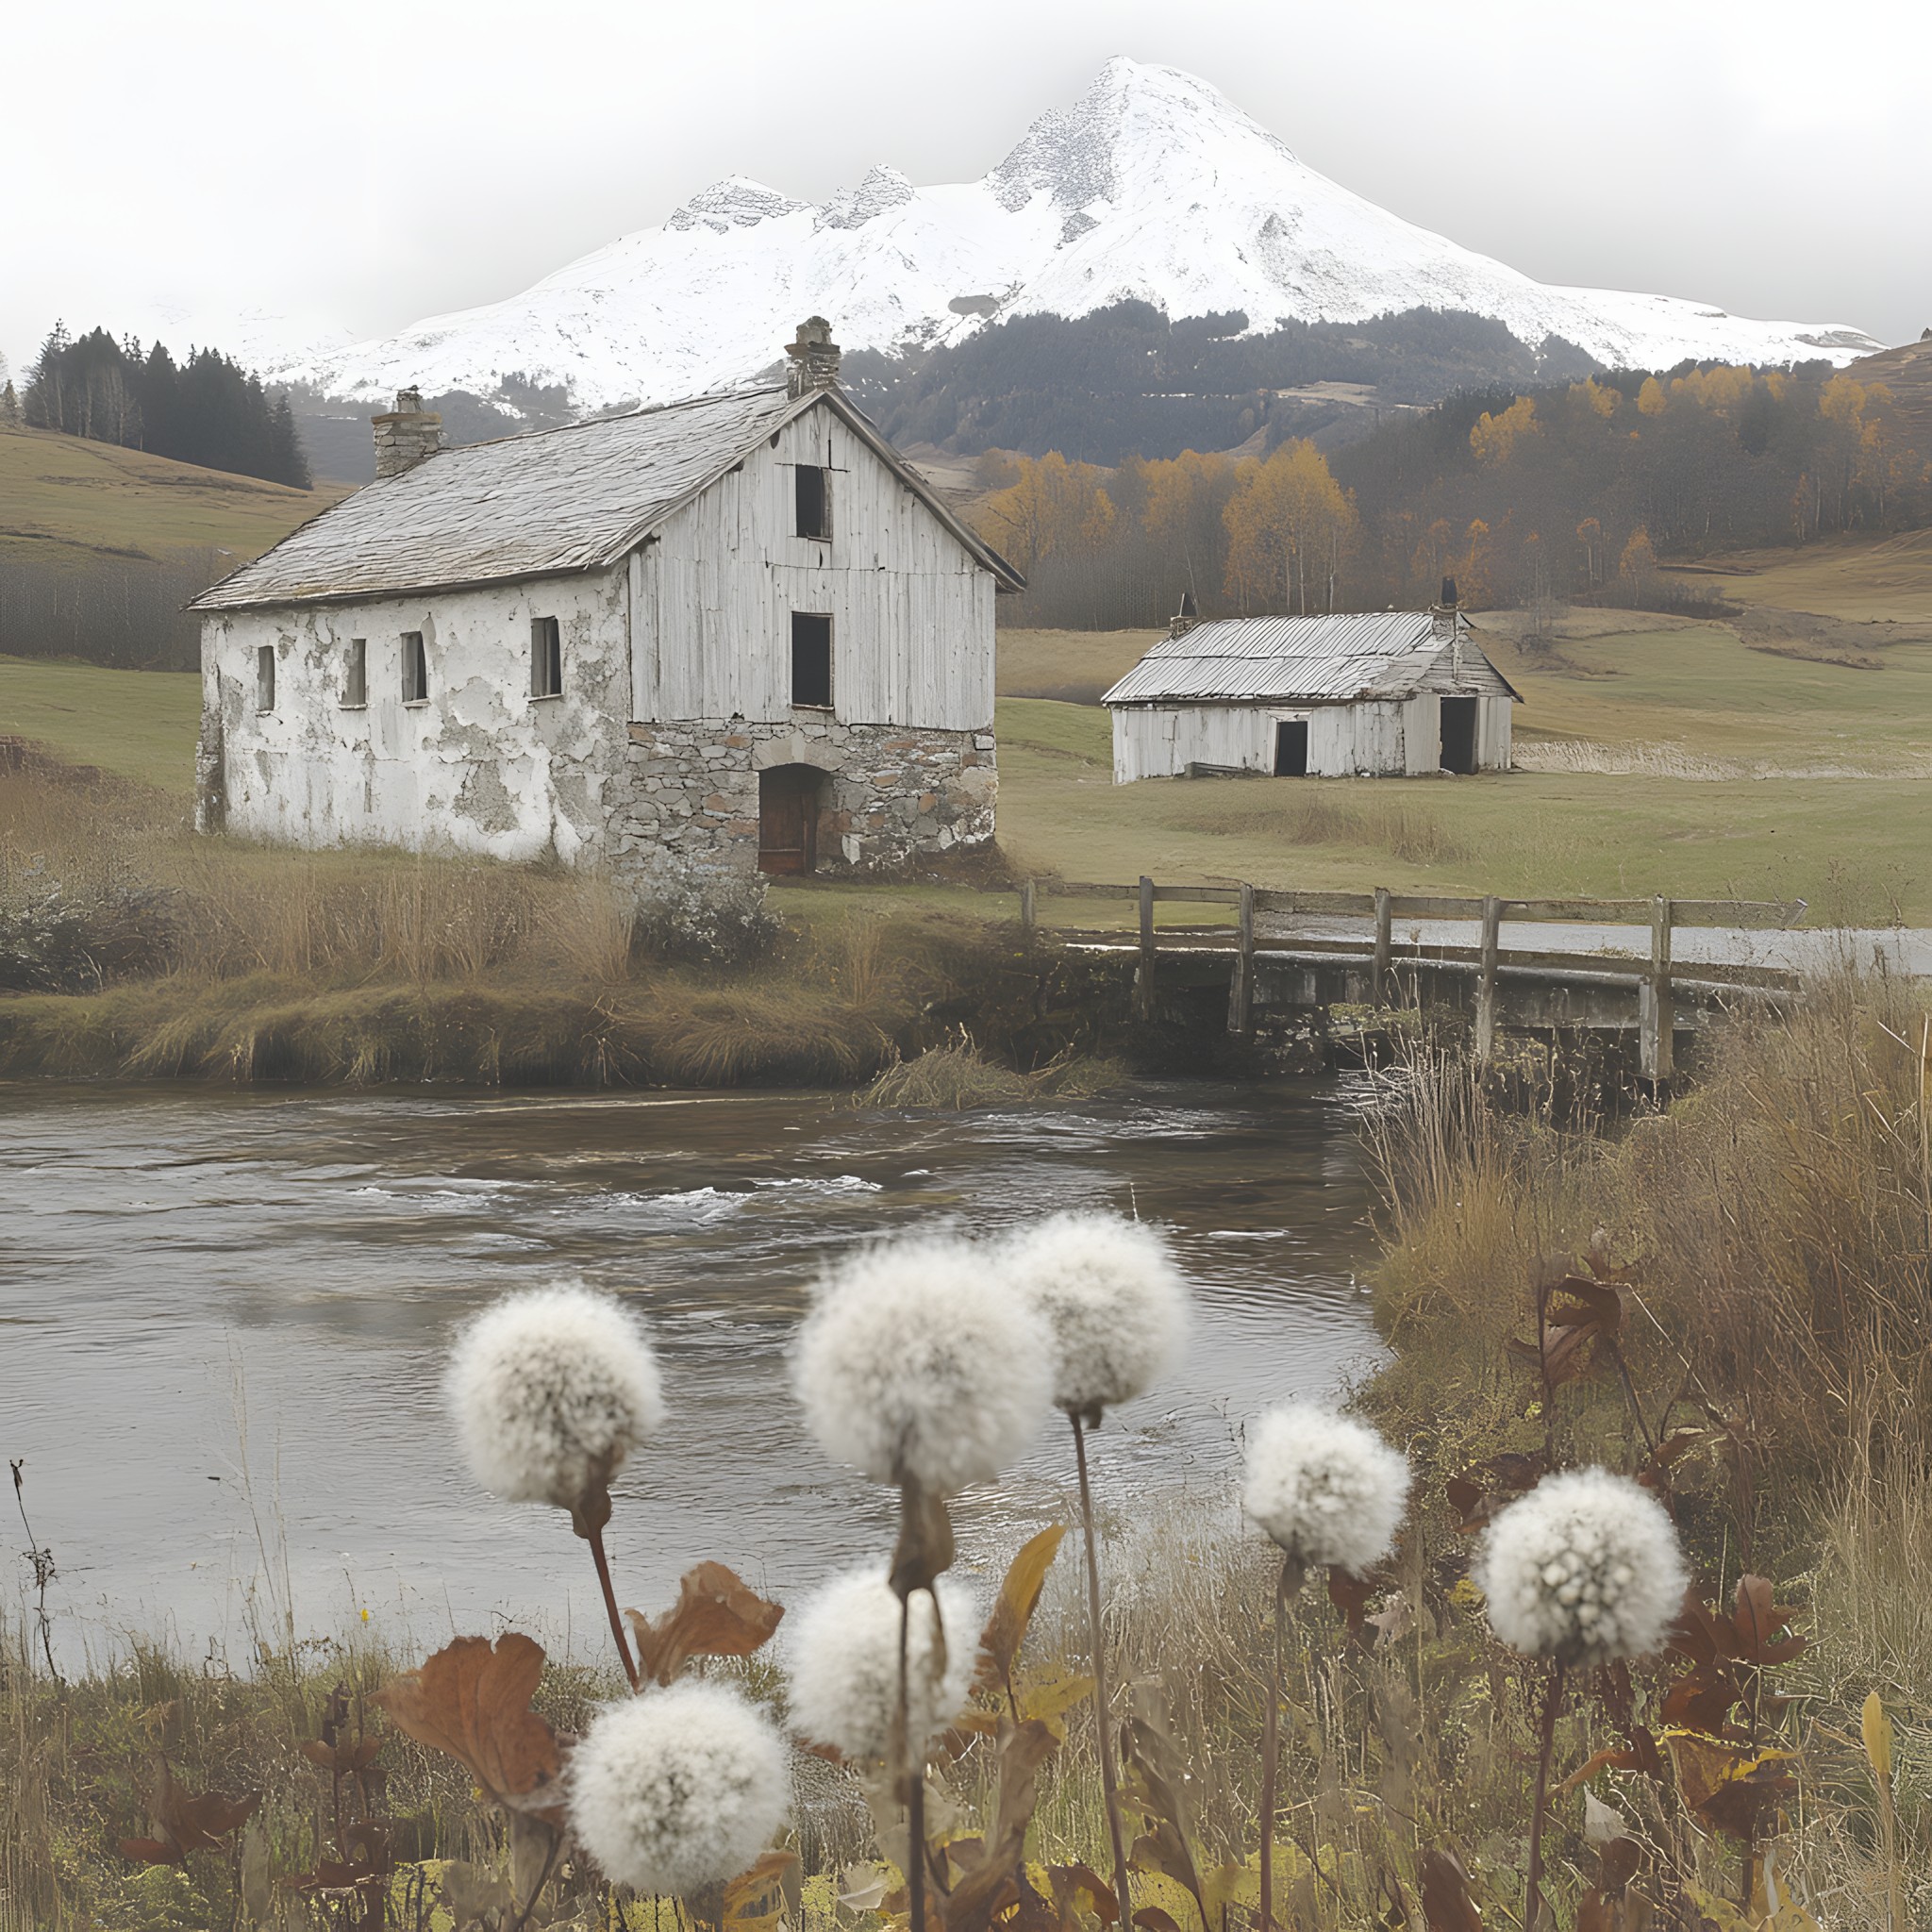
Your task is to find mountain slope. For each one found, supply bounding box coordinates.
[273,58,1880,411]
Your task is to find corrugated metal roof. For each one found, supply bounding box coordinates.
[1101,611,1521,706]
[191,385,1023,611]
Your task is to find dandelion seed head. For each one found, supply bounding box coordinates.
[1005,1211,1189,1415]
[793,1236,1054,1493]
[1474,1466,1687,1666]
[569,1680,789,1896]
[786,1569,977,1760]
[446,1284,663,1512]
[1241,1404,1411,1574]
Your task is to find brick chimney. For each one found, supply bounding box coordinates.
[372,388,443,479]
[785,318,841,399]
[1430,574,1459,642]
[1169,588,1199,641]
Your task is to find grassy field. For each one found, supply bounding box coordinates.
[0,656,202,785]
[0,424,339,575]
[5,525,1931,920]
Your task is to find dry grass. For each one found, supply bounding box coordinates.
[0,762,1082,1088]
[1357,987,1932,1922]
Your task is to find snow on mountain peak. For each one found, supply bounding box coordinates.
[665,176,808,234]
[269,58,1881,414]
[817,164,916,232]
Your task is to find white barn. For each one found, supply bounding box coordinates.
[190,321,1023,875]
[1103,589,1520,783]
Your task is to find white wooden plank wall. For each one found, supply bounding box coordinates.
[1114,691,1515,782]
[633,408,994,731]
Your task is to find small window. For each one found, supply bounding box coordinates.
[343,638,367,708]
[401,630,428,704]
[530,616,562,698]
[791,612,832,708]
[795,464,831,540]
[255,645,275,712]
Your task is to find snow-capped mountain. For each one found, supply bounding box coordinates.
[270,58,1879,410]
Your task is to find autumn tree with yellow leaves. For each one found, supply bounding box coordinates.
[1222,441,1360,615]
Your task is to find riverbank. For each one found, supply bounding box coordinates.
[4,994,1929,1927]
[0,745,1144,1087]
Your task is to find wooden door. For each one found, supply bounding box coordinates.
[758,766,819,874]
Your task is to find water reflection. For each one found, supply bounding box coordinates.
[1,1081,1382,1663]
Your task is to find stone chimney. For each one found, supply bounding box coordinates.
[785,317,842,399]
[372,388,443,479]
[1169,588,1199,641]
[1430,574,1459,642]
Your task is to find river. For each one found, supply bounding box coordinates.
[1,1080,1382,1668]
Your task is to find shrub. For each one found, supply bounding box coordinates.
[628,860,781,968]
[0,880,177,991]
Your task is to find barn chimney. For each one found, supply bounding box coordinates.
[785,317,842,399]
[372,388,443,479]
[1431,574,1459,642]
[1169,588,1199,641]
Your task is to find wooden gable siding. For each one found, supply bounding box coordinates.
[629,404,993,731]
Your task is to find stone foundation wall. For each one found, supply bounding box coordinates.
[616,716,996,874]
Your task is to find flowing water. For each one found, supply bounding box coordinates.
[1,1080,1383,1665]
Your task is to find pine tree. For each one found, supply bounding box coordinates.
[267,394,312,490]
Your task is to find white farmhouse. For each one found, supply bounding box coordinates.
[191,321,1022,875]
[1102,583,1520,782]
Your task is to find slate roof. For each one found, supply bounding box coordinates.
[1102,611,1521,707]
[191,385,1022,611]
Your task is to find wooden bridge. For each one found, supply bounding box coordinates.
[1013,878,1807,1081]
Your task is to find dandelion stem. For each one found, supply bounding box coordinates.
[1071,1410,1132,1926]
[1525,1659,1566,1932]
[899,1590,928,1932]
[1258,1554,1291,1932]
[587,1520,641,1691]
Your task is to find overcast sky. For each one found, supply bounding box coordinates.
[6,0,1926,381]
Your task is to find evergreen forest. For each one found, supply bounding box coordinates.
[18,324,311,490]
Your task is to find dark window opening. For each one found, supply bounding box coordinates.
[795,464,830,540]
[256,645,275,713]
[530,616,562,697]
[758,765,822,875]
[1439,696,1478,774]
[1273,720,1308,776]
[343,638,367,708]
[791,612,832,708]
[402,630,429,704]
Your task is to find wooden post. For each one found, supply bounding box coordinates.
[1228,881,1256,1035]
[1373,887,1392,1008]
[1475,894,1502,1066]
[1019,879,1036,939]
[1135,875,1157,1023]
[1641,894,1674,1086]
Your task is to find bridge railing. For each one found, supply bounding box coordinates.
[1013,876,1807,1082]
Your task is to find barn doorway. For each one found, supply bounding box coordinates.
[1273,721,1309,776]
[758,765,822,874]
[1439,698,1478,774]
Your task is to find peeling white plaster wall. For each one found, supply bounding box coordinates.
[199,573,629,863]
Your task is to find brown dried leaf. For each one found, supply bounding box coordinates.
[1664,1732,1799,1842]
[1445,1452,1546,1533]
[1046,1863,1119,1927]
[1419,1848,1484,1930]
[120,1760,260,1864]
[1120,1693,1207,1931]
[375,1634,561,1811]
[942,1717,1058,1932]
[625,1561,786,1687]
[974,1524,1066,1695]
